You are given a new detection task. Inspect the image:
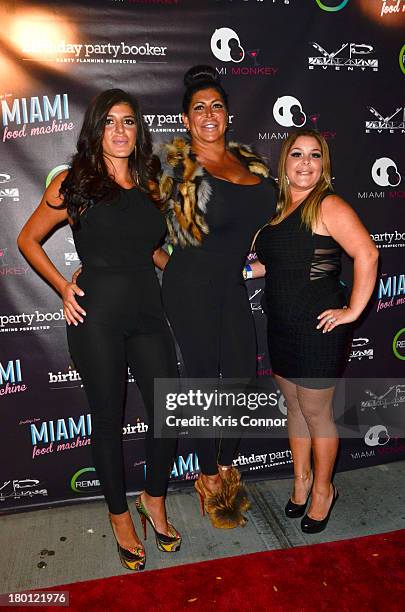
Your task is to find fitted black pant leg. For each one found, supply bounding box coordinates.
[126,321,179,496]
[218,284,258,466]
[67,322,128,514]
[163,279,221,476]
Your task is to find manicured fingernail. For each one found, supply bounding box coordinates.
[316,324,320,329]
[82,311,86,316]
[79,291,84,296]
[74,322,78,326]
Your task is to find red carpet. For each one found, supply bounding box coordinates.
[36,530,404,611]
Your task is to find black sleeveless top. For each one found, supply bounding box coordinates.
[72,187,166,270]
[169,175,276,278]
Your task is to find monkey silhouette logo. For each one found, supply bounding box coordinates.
[273,96,307,127]
[371,158,401,188]
[211,28,245,63]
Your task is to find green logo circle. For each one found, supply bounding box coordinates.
[45,164,69,188]
[70,467,96,492]
[399,44,405,76]
[393,328,405,360]
[315,0,349,11]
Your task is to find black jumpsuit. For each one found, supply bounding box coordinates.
[162,175,275,475]
[67,187,178,514]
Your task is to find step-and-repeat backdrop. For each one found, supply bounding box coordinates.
[1,0,404,512]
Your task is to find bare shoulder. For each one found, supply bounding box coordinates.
[320,194,356,222]
[44,170,69,205]
[321,193,351,212]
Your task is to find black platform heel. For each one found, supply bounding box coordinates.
[285,472,313,518]
[301,485,339,534]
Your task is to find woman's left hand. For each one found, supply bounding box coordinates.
[316,306,357,333]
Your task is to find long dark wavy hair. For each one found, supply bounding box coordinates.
[58,89,156,227]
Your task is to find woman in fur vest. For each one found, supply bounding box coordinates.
[155,65,277,528]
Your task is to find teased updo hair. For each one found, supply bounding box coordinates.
[182,65,229,114]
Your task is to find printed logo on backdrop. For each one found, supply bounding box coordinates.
[234,449,292,471]
[0,358,27,396]
[315,0,349,11]
[47,365,135,388]
[21,40,168,66]
[273,96,306,127]
[71,468,101,494]
[1,94,74,143]
[372,157,401,187]
[249,288,264,314]
[170,453,200,480]
[349,337,374,361]
[0,172,20,202]
[0,309,65,334]
[46,165,70,188]
[64,237,79,267]
[210,27,278,77]
[360,385,405,411]
[0,478,48,502]
[0,247,30,278]
[371,230,405,249]
[399,44,405,74]
[365,106,405,133]
[144,113,234,135]
[380,0,405,16]
[261,101,335,141]
[364,424,390,447]
[27,411,142,459]
[358,157,404,201]
[29,413,92,459]
[392,328,405,360]
[308,42,378,71]
[376,273,405,312]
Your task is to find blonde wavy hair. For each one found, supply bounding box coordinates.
[272,129,333,231]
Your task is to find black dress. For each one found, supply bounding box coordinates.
[255,198,352,388]
[162,175,276,473]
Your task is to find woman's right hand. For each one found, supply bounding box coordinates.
[62,281,86,326]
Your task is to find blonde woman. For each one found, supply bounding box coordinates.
[253,130,378,533]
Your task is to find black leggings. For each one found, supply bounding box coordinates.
[162,252,257,475]
[67,267,178,514]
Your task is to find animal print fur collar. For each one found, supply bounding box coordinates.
[155,137,270,247]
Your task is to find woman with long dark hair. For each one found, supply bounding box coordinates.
[17,89,181,570]
[154,66,277,528]
[253,130,378,532]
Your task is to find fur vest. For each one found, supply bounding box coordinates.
[154,137,271,247]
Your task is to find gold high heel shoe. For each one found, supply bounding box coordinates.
[194,472,247,529]
[108,514,146,571]
[135,496,181,553]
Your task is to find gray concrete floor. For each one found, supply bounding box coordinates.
[0,461,404,594]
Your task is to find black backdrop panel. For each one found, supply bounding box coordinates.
[1,0,404,512]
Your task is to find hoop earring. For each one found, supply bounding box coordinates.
[286,175,290,185]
